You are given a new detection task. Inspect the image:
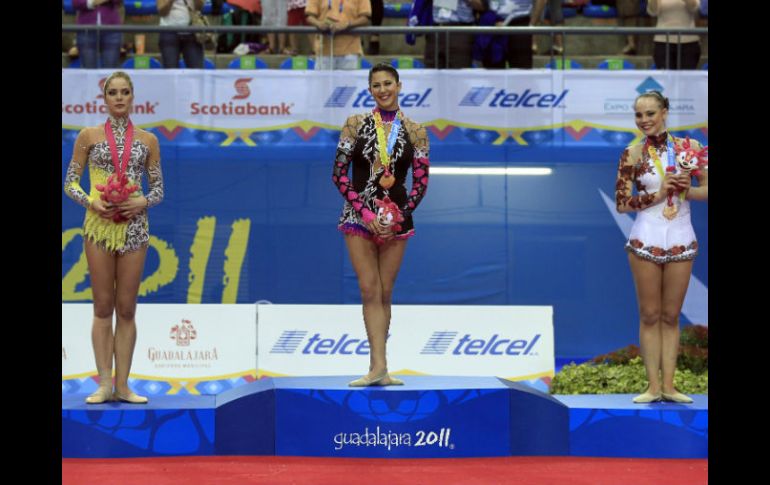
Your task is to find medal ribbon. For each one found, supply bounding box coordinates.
[374,109,402,173]
[646,133,686,207]
[105,117,134,179]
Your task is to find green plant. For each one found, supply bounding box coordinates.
[551,324,709,394]
[551,357,708,395]
[678,344,708,374]
[680,324,708,348]
[592,344,640,365]
[591,325,708,372]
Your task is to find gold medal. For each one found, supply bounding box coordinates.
[648,134,686,219]
[663,204,678,220]
[379,174,395,189]
[374,109,401,190]
[379,167,395,189]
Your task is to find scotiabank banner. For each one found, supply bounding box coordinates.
[61,69,707,131]
[258,304,554,380]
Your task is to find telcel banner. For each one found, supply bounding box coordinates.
[258,304,554,380]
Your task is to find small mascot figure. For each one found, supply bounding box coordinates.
[95,173,139,222]
[374,196,404,236]
[674,137,708,176]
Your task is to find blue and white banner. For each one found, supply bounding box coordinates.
[258,304,554,380]
[62,70,707,131]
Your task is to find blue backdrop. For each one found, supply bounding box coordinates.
[61,127,708,359]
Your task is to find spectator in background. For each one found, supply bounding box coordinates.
[532,0,563,55]
[157,0,205,68]
[305,0,372,69]
[73,0,123,68]
[368,0,384,55]
[286,0,308,55]
[617,0,640,55]
[225,0,263,48]
[404,0,434,49]
[648,0,701,69]
[425,0,483,68]
[482,0,546,69]
[263,0,289,54]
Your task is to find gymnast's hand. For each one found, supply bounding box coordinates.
[117,196,148,220]
[655,173,680,203]
[674,173,692,191]
[366,219,395,241]
[90,199,117,220]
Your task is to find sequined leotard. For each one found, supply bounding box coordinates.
[64,116,164,254]
[333,107,430,240]
[615,132,703,263]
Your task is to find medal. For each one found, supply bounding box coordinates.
[663,204,678,220]
[380,169,395,189]
[646,133,684,222]
[374,108,402,189]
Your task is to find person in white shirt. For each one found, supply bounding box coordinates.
[157,0,205,68]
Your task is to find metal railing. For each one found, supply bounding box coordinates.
[62,25,708,70]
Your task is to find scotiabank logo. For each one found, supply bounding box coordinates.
[191,78,293,116]
[62,78,159,114]
[233,78,252,100]
[190,102,292,116]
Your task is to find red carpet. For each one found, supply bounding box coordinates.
[62,456,707,485]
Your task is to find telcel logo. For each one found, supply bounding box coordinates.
[325,86,431,108]
[271,331,380,355]
[460,87,568,108]
[423,332,541,355]
[302,333,372,355]
[453,333,540,355]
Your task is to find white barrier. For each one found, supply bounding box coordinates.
[257,304,554,380]
[62,303,256,381]
[63,303,553,386]
[62,70,707,131]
